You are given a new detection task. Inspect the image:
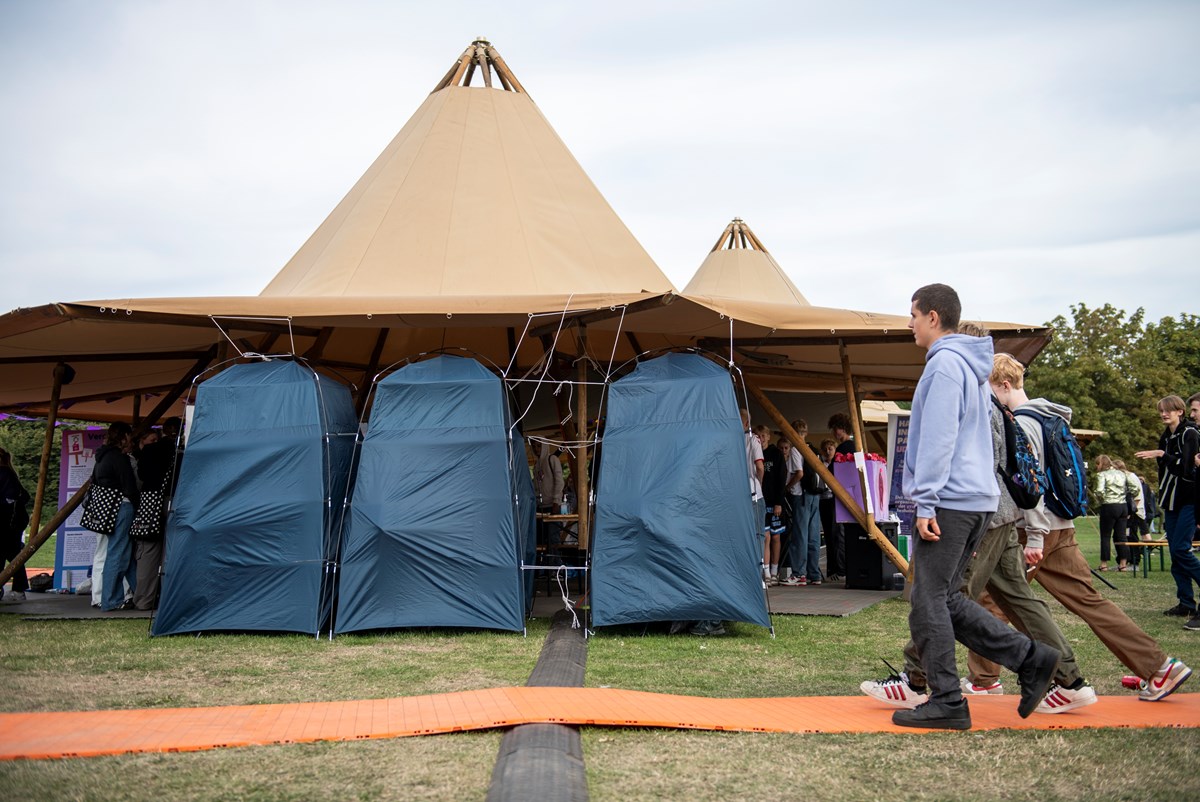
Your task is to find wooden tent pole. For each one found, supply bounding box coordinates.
[19,362,69,579]
[0,348,215,588]
[839,341,866,447]
[744,378,907,575]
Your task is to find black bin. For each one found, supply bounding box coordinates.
[844,520,901,590]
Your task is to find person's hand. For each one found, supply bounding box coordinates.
[916,516,940,541]
[1025,546,1043,566]
[1134,449,1163,460]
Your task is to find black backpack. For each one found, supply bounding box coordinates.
[799,448,826,494]
[1014,408,1089,519]
[992,397,1045,510]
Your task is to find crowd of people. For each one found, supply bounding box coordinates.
[0,418,184,610]
[856,283,1195,730]
[85,417,183,612]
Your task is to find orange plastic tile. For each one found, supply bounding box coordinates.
[2,689,1197,761]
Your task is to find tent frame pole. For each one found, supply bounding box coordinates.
[18,362,69,582]
[575,348,590,549]
[743,378,908,575]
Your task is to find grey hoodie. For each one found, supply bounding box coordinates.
[1014,398,1073,549]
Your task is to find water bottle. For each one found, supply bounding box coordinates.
[560,499,569,515]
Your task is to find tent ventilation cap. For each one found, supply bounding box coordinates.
[432,38,527,95]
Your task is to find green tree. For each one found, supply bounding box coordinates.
[0,418,63,527]
[1025,305,1199,482]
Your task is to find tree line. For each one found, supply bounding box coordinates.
[1023,304,1199,483]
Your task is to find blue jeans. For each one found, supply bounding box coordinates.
[101,501,137,610]
[909,508,1032,703]
[1164,505,1200,609]
[788,494,822,580]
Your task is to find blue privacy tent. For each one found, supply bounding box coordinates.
[590,352,770,628]
[335,355,535,633]
[152,359,357,636]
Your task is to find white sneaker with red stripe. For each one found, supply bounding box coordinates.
[960,677,1004,695]
[1034,682,1097,714]
[860,671,929,709]
[1138,658,1192,701]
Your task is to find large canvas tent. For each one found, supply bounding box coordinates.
[151,359,357,636]
[0,39,1051,590]
[590,353,770,629]
[335,355,535,633]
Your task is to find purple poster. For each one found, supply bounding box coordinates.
[887,413,915,539]
[54,428,105,590]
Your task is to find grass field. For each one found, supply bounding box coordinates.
[2,517,1199,800]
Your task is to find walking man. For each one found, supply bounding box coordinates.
[892,284,1058,729]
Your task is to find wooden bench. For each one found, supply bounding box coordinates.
[1123,540,1200,577]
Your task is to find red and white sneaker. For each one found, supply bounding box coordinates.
[860,671,929,709]
[1138,658,1193,701]
[959,677,1004,695]
[1035,682,1098,714]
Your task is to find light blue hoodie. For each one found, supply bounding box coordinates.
[902,333,1000,518]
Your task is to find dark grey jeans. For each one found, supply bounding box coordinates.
[908,508,1032,703]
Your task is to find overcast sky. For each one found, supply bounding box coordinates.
[2,0,1197,327]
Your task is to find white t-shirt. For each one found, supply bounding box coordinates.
[745,432,764,500]
[786,447,805,496]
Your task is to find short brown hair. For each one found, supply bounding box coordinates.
[1158,395,1185,414]
[958,321,990,337]
[1186,392,1200,408]
[991,353,1025,389]
[911,283,961,332]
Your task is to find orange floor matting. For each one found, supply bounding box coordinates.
[2,689,1197,761]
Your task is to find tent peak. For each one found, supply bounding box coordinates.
[710,217,770,254]
[431,39,527,95]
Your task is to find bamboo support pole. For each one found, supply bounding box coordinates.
[20,362,68,577]
[744,378,908,575]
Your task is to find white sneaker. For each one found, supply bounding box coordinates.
[1139,658,1193,701]
[1035,682,1098,714]
[960,677,1004,695]
[860,671,929,709]
[1,590,25,603]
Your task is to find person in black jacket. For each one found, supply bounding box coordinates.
[131,417,182,610]
[92,422,139,611]
[1,447,31,602]
[756,425,786,584]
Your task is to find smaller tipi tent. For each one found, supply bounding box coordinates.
[590,352,770,628]
[151,359,357,636]
[682,217,808,305]
[335,355,534,633]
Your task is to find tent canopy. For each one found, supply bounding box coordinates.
[0,41,1051,423]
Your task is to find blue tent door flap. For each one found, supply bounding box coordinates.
[590,352,770,628]
[335,355,533,633]
[151,360,357,636]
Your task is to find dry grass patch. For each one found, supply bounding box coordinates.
[0,732,501,802]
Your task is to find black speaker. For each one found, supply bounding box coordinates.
[844,521,900,590]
